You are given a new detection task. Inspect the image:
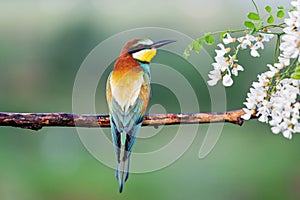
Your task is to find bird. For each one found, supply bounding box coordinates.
[106,38,175,193]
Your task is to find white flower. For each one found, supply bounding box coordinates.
[294,123,300,132]
[241,0,300,139]
[260,33,274,42]
[231,64,244,76]
[278,56,290,66]
[207,69,221,86]
[274,63,284,69]
[257,100,270,123]
[242,66,300,139]
[208,43,241,87]
[249,34,274,57]
[241,108,253,120]
[267,78,300,139]
[223,33,235,44]
[279,4,300,65]
[250,48,260,57]
[291,0,300,8]
[283,129,292,140]
[215,43,229,57]
[207,79,219,86]
[238,33,274,58]
[265,64,279,78]
[271,126,281,134]
[280,34,299,59]
[209,30,274,87]
[238,34,256,49]
[212,57,229,72]
[222,74,233,87]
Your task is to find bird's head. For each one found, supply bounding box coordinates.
[121,38,176,63]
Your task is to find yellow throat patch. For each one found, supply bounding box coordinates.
[132,49,157,63]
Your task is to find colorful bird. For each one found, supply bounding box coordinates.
[106,38,175,192]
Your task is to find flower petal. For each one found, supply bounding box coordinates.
[222,74,233,87]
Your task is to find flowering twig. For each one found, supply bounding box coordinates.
[241,0,300,139]
[186,0,300,139]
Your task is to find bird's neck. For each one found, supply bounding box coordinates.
[137,61,151,77]
[114,53,151,76]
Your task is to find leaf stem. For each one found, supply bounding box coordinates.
[269,57,299,95]
[263,23,286,29]
[251,0,260,15]
[205,29,247,37]
[257,31,284,36]
[274,35,281,63]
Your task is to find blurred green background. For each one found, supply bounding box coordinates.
[0,0,299,200]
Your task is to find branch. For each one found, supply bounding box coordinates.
[0,109,254,131]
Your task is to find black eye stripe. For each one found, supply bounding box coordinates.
[128,44,152,54]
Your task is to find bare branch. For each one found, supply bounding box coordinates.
[0,109,254,131]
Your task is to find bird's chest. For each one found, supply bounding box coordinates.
[110,70,144,111]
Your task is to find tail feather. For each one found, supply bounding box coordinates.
[116,147,130,193]
[110,115,142,193]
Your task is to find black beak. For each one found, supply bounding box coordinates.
[151,40,176,48]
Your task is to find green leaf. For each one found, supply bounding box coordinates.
[220,31,228,40]
[191,39,203,52]
[247,12,260,20]
[203,34,215,45]
[277,10,284,18]
[183,48,190,58]
[291,72,300,80]
[244,21,255,29]
[250,28,257,35]
[277,6,284,9]
[265,6,272,13]
[295,65,300,73]
[291,65,300,79]
[267,15,274,24]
